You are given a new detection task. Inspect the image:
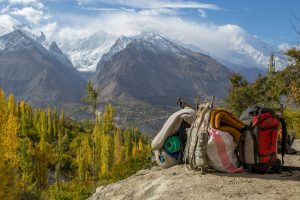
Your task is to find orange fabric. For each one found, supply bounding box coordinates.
[209,108,245,142]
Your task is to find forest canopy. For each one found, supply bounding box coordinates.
[0,90,151,200]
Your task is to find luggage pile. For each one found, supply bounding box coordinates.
[151,99,295,174]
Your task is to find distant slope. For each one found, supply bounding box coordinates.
[0,30,85,107]
[93,33,232,105]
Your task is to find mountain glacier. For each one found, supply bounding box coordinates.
[58,31,117,71]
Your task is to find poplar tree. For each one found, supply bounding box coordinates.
[138,137,144,152]
[77,135,92,183]
[18,138,35,196]
[7,94,15,114]
[92,116,102,182]
[0,108,20,199]
[132,141,137,158]
[100,134,110,175]
[82,81,99,191]
[124,130,131,161]
[47,107,52,137]
[55,109,65,196]
[113,129,123,166]
[35,110,49,190]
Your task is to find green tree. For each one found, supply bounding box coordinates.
[268,53,276,75]
[82,81,98,117]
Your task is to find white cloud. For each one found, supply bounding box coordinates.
[84,7,123,11]
[40,22,57,37]
[198,9,206,17]
[51,12,247,59]
[10,7,43,24]
[78,0,220,10]
[1,5,11,14]
[139,8,177,16]
[55,27,94,41]
[8,0,39,4]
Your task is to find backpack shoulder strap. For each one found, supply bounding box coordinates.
[278,117,287,166]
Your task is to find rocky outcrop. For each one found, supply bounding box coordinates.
[90,140,300,200]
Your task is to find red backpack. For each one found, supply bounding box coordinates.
[238,106,287,173]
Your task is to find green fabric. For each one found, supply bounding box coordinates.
[164,136,181,153]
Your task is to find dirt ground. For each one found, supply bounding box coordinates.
[89,140,300,200]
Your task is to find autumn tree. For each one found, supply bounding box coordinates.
[0,98,20,199]
[114,129,123,166]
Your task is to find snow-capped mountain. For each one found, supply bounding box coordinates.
[0,15,70,61]
[0,15,290,77]
[58,29,288,77]
[93,33,231,104]
[0,29,84,106]
[0,15,26,36]
[0,29,47,52]
[0,15,48,46]
[100,33,186,63]
[223,34,288,70]
[58,31,117,71]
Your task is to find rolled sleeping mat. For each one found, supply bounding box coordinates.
[163,135,181,153]
[151,107,196,151]
[154,149,178,169]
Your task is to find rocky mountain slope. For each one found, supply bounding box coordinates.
[0,30,84,107]
[92,33,231,105]
[90,140,300,200]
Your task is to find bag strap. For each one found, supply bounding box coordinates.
[278,117,287,166]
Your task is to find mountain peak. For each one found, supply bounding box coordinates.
[49,41,63,54]
[100,33,183,63]
[36,31,46,44]
[0,15,32,37]
[0,29,84,107]
[134,32,164,40]
[0,29,37,51]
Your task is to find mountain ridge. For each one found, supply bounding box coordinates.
[93,33,231,105]
[0,29,85,107]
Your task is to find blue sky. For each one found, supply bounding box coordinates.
[204,0,300,44]
[0,0,299,46]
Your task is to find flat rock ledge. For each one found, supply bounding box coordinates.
[89,140,300,200]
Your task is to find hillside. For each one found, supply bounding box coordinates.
[90,140,300,200]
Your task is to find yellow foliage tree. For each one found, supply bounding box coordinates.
[114,129,123,165]
[77,135,92,183]
[0,108,20,199]
[138,137,144,152]
[132,144,137,158]
[100,134,112,175]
